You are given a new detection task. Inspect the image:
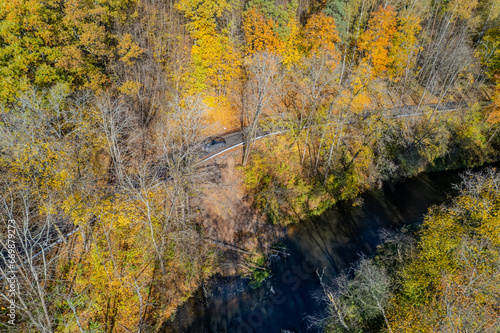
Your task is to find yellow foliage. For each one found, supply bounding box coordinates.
[448,0,479,21]
[389,15,422,81]
[282,18,302,67]
[390,169,500,331]
[119,80,143,96]
[118,33,144,65]
[302,12,340,66]
[65,193,155,331]
[243,6,285,55]
[176,0,240,94]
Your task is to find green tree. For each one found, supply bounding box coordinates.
[0,0,135,101]
[323,0,347,41]
[246,0,298,40]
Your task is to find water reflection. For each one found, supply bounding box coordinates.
[162,167,485,333]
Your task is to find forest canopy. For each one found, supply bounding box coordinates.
[0,0,499,331]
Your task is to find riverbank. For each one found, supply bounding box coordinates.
[163,160,500,332]
[157,100,500,330]
[243,102,500,225]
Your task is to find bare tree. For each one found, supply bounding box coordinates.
[0,185,64,333]
[95,93,134,183]
[242,52,283,165]
[310,256,394,332]
[308,269,351,331]
[350,256,393,333]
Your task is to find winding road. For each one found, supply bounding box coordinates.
[0,100,485,279]
[199,101,471,164]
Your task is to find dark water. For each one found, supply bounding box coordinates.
[161,165,497,333]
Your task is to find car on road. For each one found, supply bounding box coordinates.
[202,137,226,152]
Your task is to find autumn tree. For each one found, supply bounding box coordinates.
[246,0,298,41]
[279,13,342,182]
[359,5,398,78]
[389,168,500,331]
[388,16,422,84]
[0,0,136,101]
[43,92,216,331]
[323,0,348,40]
[302,12,340,62]
[0,85,96,332]
[242,6,285,55]
[0,184,66,333]
[176,0,240,95]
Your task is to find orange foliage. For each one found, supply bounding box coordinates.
[243,7,285,55]
[359,5,397,77]
[204,96,240,133]
[302,12,340,59]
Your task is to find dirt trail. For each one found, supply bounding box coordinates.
[194,148,283,275]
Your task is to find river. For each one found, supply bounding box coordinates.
[161,164,497,333]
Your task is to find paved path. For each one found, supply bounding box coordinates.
[198,101,472,164]
[1,100,485,278]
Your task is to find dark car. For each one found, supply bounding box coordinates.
[202,137,226,152]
